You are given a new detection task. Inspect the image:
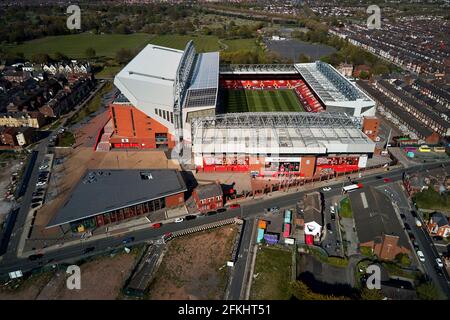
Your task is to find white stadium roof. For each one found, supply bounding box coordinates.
[191,112,375,155]
[294,62,375,116]
[114,44,184,111]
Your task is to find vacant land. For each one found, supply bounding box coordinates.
[223,89,304,113]
[413,188,450,212]
[339,197,353,218]
[0,250,138,300]
[8,33,153,59]
[250,246,292,300]
[147,225,238,300]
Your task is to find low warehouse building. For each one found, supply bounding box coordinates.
[47,169,187,233]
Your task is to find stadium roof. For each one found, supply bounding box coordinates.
[295,62,375,112]
[47,169,187,228]
[191,112,375,155]
[188,52,219,90]
[114,44,184,110]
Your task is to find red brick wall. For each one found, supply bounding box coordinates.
[301,157,316,178]
[109,103,175,149]
[165,192,185,208]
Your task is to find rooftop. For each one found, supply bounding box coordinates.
[188,52,219,90]
[349,187,409,249]
[47,169,187,228]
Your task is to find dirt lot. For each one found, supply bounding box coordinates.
[0,250,138,300]
[147,225,238,300]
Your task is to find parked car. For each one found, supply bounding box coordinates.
[266,206,279,213]
[31,203,40,208]
[417,250,425,262]
[415,219,422,228]
[28,253,44,261]
[432,235,443,241]
[174,218,184,223]
[408,232,415,241]
[330,213,336,220]
[39,165,49,170]
[217,208,227,213]
[410,210,418,218]
[150,223,162,229]
[185,215,196,221]
[435,266,444,276]
[326,223,332,231]
[122,236,135,244]
[404,223,411,230]
[436,258,444,268]
[383,178,391,182]
[400,213,406,220]
[322,187,331,192]
[228,204,240,209]
[36,181,46,187]
[206,211,217,216]
[83,247,95,254]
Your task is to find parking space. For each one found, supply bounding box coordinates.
[29,154,54,210]
[321,193,344,257]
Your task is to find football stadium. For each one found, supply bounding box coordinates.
[97,40,377,178]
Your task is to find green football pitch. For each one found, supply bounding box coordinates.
[222,89,305,113]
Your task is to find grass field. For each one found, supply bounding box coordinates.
[223,89,304,113]
[7,33,153,59]
[222,38,258,51]
[149,35,221,52]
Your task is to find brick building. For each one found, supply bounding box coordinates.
[192,183,223,213]
[427,212,450,238]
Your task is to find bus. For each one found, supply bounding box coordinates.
[418,145,431,152]
[342,183,363,193]
[434,146,446,153]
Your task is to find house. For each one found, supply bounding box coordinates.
[403,172,428,196]
[192,182,223,212]
[302,191,323,244]
[427,212,450,238]
[0,126,34,147]
[349,187,411,261]
[337,63,354,78]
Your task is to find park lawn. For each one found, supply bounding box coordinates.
[250,246,292,300]
[223,89,304,113]
[222,38,258,51]
[149,35,221,52]
[339,197,353,218]
[56,132,76,147]
[7,33,153,59]
[95,65,123,79]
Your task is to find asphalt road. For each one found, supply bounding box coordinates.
[1,158,450,299]
[383,182,450,298]
[226,217,255,300]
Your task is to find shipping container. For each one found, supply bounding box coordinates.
[283,223,290,238]
[264,233,279,245]
[257,228,265,243]
[258,220,267,229]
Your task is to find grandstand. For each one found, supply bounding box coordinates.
[106,40,377,177]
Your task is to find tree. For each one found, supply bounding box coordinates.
[358,70,370,80]
[416,283,441,300]
[395,253,411,267]
[359,287,384,300]
[290,281,348,300]
[31,53,51,65]
[298,53,310,63]
[54,52,68,61]
[85,47,96,59]
[115,48,135,64]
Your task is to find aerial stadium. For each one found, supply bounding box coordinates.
[98,41,377,178]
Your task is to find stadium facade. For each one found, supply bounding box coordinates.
[103,41,378,178]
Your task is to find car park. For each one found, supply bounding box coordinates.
[436,258,444,268]
[417,250,425,262]
[174,218,184,223]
